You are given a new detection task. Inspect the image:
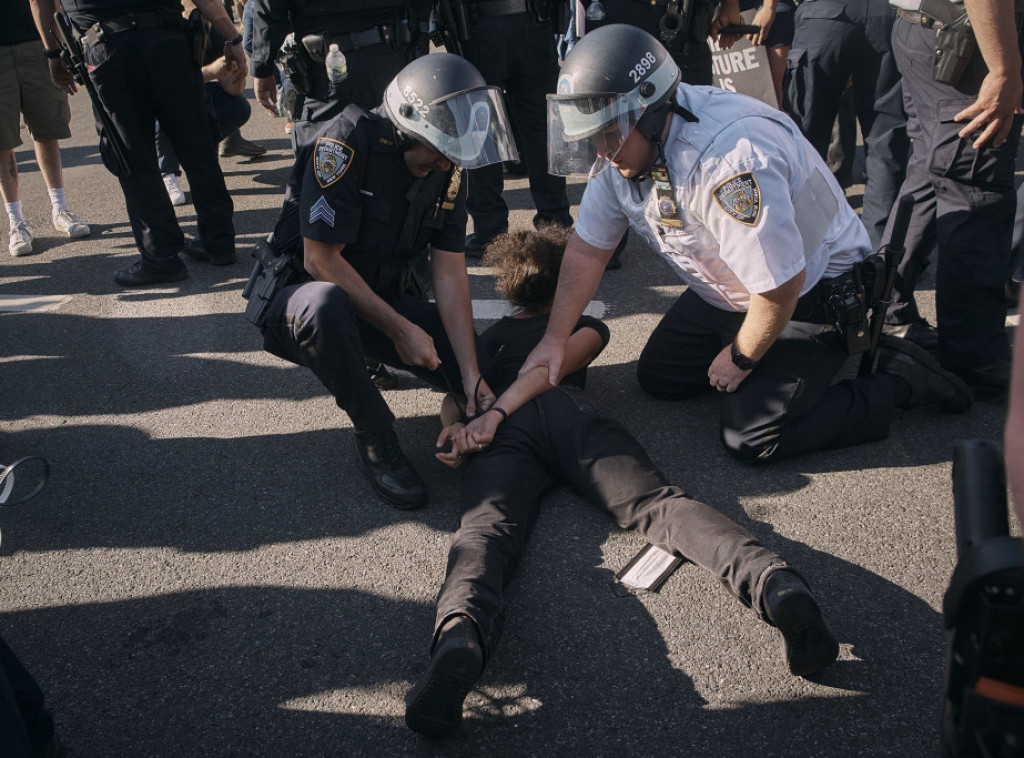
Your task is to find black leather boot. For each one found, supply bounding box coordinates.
[763,570,839,677]
[405,616,484,738]
[354,429,427,509]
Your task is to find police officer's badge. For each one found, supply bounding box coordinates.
[314,138,354,188]
[713,173,761,226]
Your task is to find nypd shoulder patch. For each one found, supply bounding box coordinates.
[309,195,336,228]
[713,172,762,226]
[314,138,355,188]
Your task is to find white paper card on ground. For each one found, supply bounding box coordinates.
[616,543,684,591]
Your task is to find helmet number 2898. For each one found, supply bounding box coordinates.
[629,52,657,84]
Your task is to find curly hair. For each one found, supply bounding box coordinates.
[481,224,572,311]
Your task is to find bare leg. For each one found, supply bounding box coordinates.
[32,140,63,191]
[0,149,20,205]
[768,46,790,111]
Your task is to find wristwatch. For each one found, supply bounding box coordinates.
[226,34,244,47]
[730,342,759,371]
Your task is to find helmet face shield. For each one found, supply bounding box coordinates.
[546,43,681,177]
[386,83,519,169]
[546,91,646,177]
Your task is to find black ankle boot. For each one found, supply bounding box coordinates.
[763,570,839,677]
[354,429,427,509]
[405,616,484,738]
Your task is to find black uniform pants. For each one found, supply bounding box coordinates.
[784,0,908,250]
[636,289,896,463]
[881,16,1019,371]
[84,26,234,272]
[461,13,571,238]
[0,634,54,758]
[262,281,480,432]
[433,386,788,661]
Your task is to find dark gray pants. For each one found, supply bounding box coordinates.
[784,0,908,249]
[433,386,788,661]
[881,16,1020,370]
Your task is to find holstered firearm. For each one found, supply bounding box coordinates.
[276,33,311,95]
[242,236,302,328]
[933,11,976,86]
[941,439,1024,757]
[186,8,207,68]
[53,11,132,177]
[858,193,913,376]
[432,0,469,56]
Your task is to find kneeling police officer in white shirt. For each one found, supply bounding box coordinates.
[526,24,973,464]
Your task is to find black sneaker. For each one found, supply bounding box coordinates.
[877,336,973,413]
[881,318,938,354]
[113,261,189,287]
[182,238,236,266]
[354,429,427,509]
[762,570,839,677]
[406,616,484,738]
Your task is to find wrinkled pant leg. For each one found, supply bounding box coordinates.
[637,289,731,400]
[784,11,854,160]
[357,295,486,397]
[158,59,235,260]
[87,31,186,271]
[154,120,179,176]
[547,388,785,619]
[721,321,895,462]
[207,84,252,140]
[433,403,552,661]
[261,281,395,432]
[0,635,53,758]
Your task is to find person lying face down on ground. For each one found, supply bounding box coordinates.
[404,224,840,739]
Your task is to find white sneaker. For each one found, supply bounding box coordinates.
[52,208,91,238]
[162,173,186,206]
[9,221,33,256]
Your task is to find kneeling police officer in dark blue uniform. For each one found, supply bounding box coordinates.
[254,53,519,509]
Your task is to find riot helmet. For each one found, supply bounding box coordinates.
[547,24,681,177]
[383,53,519,169]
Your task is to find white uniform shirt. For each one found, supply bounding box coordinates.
[575,85,872,312]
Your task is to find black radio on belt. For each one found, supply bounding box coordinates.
[824,267,872,356]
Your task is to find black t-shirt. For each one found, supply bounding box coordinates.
[481,313,610,396]
[2,0,43,45]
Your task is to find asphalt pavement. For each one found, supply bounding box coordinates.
[0,82,1018,757]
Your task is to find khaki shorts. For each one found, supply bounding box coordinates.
[0,40,72,151]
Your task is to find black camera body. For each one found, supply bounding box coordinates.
[942,440,1024,757]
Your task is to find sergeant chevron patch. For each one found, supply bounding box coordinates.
[713,172,761,226]
[314,138,354,188]
[309,196,336,227]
